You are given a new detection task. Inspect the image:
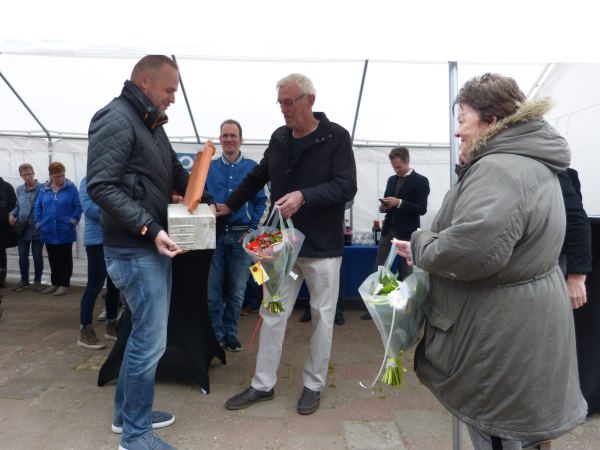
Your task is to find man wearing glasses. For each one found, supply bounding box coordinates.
[8,164,44,291]
[218,73,357,415]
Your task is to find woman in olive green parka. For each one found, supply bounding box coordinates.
[397,74,587,450]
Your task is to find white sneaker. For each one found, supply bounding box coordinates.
[97,309,107,321]
[41,285,58,294]
[52,286,69,296]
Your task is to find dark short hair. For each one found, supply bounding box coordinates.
[18,163,34,174]
[220,119,243,140]
[389,146,410,162]
[131,55,178,81]
[454,73,526,124]
[48,161,65,174]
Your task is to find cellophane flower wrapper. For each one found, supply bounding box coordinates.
[281,223,305,278]
[242,207,305,313]
[359,245,429,388]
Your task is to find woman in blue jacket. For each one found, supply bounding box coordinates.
[34,162,82,296]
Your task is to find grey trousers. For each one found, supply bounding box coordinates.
[251,256,342,392]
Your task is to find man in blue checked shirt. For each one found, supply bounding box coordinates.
[206,119,267,352]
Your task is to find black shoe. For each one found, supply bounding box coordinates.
[224,334,243,352]
[521,440,551,450]
[225,386,274,410]
[299,309,311,323]
[334,312,345,326]
[297,387,320,415]
[360,312,372,321]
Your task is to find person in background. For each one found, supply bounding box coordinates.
[395,73,586,450]
[9,164,44,291]
[558,168,591,310]
[299,199,354,326]
[87,55,214,450]
[220,73,357,416]
[362,146,429,320]
[299,278,345,325]
[34,162,81,296]
[241,275,262,316]
[0,176,17,288]
[557,167,599,416]
[241,182,272,316]
[76,175,120,350]
[206,119,267,352]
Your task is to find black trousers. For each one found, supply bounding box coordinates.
[45,242,73,287]
[375,228,413,280]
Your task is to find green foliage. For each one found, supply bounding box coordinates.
[375,270,400,295]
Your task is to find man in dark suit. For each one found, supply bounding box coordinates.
[377,146,430,273]
[363,146,430,320]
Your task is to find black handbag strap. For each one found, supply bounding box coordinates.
[23,186,40,225]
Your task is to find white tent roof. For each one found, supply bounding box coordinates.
[0,54,547,142]
[3,0,597,140]
[2,1,599,227]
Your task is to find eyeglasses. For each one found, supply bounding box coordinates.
[276,93,307,108]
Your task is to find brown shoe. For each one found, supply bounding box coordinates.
[77,326,106,350]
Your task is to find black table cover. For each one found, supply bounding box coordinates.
[98,249,226,393]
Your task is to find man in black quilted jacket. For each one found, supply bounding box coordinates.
[87,55,213,450]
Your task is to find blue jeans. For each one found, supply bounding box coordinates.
[17,239,44,283]
[207,230,251,342]
[79,245,120,327]
[105,250,172,442]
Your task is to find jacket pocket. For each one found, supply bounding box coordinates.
[105,257,126,290]
[122,173,146,201]
[423,305,457,377]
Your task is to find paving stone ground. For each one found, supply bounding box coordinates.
[1,275,598,450]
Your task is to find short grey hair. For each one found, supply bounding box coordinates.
[276,73,316,96]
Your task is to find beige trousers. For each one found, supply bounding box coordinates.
[251,256,342,392]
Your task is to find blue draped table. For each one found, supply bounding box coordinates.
[298,244,380,300]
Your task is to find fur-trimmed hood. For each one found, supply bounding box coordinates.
[464,98,570,173]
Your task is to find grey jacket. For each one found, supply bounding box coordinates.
[411,99,587,441]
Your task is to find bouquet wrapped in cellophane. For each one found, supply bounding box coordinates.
[359,240,429,388]
[243,206,305,313]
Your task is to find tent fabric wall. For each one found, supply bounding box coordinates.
[533,63,600,217]
[1,135,450,279]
